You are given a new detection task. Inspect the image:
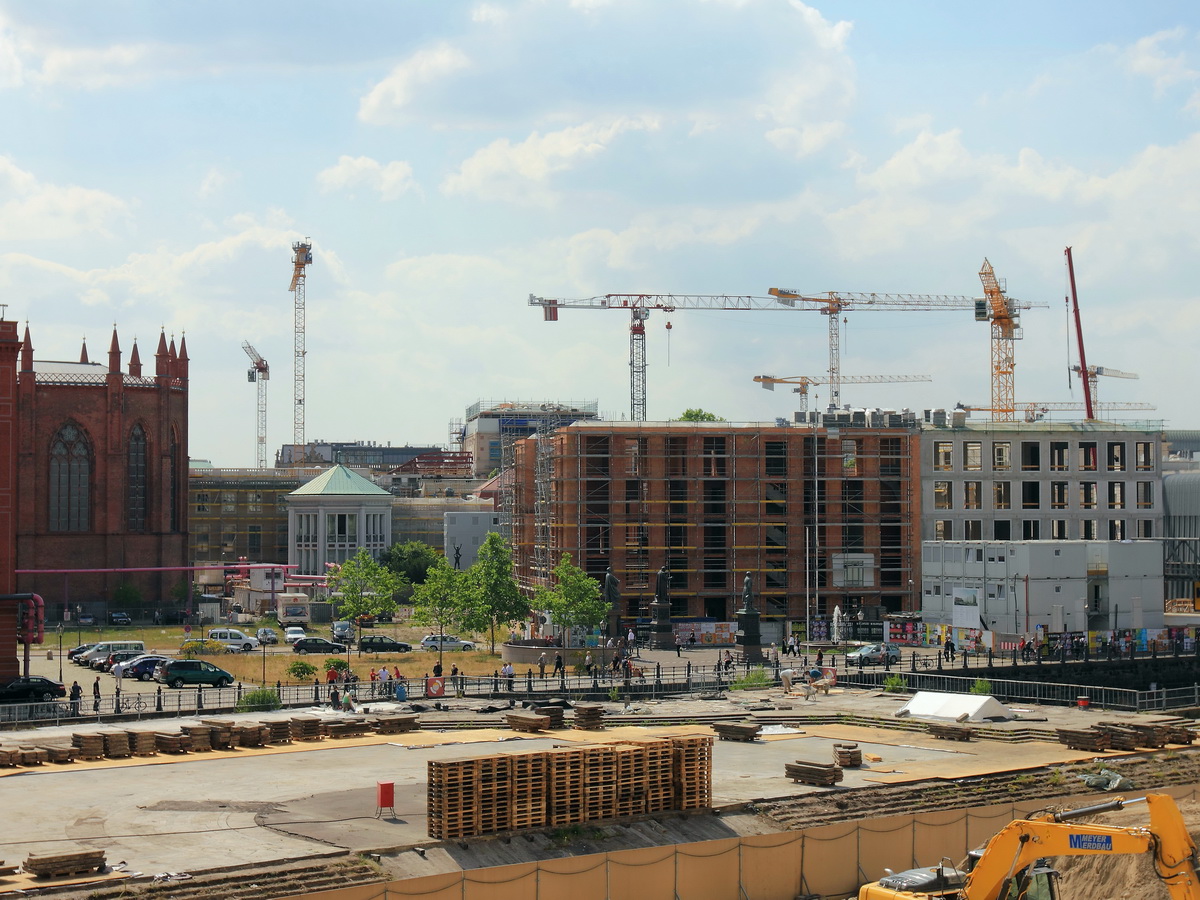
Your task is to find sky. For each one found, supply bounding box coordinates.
[2,1,1199,468]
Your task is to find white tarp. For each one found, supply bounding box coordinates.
[897,690,1015,722]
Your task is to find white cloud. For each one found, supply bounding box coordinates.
[442,116,660,204]
[765,121,846,158]
[471,4,509,25]
[37,42,156,89]
[1119,27,1198,95]
[358,43,471,125]
[317,156,415,201]
[0,156,128,239]
[0,15,25,88]
[198,168,232,199]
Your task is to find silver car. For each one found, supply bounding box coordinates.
[845,643,900,665]
[420,634,475,652]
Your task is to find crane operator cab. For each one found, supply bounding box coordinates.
[863,855,1059,900]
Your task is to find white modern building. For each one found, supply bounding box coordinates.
[444,510,501,570]
[286,465,393,575]
[920,540,1164,638]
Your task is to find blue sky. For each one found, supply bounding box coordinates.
[2,1,1197,467]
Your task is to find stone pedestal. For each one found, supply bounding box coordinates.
[735,607,764,663]
[649,599,674,650]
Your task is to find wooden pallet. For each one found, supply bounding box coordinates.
[833,742,862,767]
[17,747,48,766]
[535,706,566,729]
[506,713,551,733]
[374,714,419,735]
[1094,725,1141,751]
[124,730,158,757]
[573,704,606,730]
[23,849,106,878]
[38,745,77,764]
[1056,728,1111,751]
[1098,721,1167,749]
[290,717,322,742]
[265,720,293,744]
[785,760,843,786]
[713,721,761,742]
[928,723,975,742]
[154,732,189,754]
[71,733,105,761]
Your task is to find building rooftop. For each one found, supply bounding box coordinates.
[290,464,391,497]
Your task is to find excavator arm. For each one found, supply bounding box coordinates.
[964,795,1199,900]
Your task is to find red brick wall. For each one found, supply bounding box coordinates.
[0,321,17,680]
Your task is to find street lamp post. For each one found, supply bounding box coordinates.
[56,624,63,682]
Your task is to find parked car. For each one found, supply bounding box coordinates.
[66,643,94,661]
[108,611,132,626]
[111,654,169,681]
[420,635,475,652]
[206,628,259,652]
[256,627,279,645]
[845,643,900,665]
[292,637,346,655]
[95,649,143,672]
[283,627,307,645]
[0,676,66,703]
[154,659,234,689]
[77,614,96,626]
[331,621,354,642]
[357,635,412,653]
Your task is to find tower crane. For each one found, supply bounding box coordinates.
[242,342,269,469]
[770,259,1046,418]
[753,373,933,413]
[1065,245,1139,417]
[289,239,313,460]
[529,293,808,422]
[958,400,1156,424]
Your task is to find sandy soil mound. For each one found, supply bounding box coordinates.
[1053,798,1200,900]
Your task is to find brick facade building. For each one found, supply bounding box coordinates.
[510,421,922,642]
[10,323,189,627]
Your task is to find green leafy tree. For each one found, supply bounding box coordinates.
[287,660,317,680]
[326,549,405,623]
[380,541,442,585]
[112,581,142,608]
[411,557,470,666]
[460,533,530,652]
[534,553,609,649]
[675,408,724,422]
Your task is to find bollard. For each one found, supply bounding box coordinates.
[114,687,122,714]
[237,682,243,701]
[987,649,993,667]
[936,653,943,672]
[526,670,533,694]
[197,685,204,710]
[155,686,163,712]
[655,662,662,686]
[313,679,320,703]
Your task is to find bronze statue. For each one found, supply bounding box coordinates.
[742,571,754,611]
[655,565,670,605]
[603,567,621,605]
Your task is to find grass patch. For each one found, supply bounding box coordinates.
[236,688,282,713]
[883,673,909,693]
[730,667,771,691]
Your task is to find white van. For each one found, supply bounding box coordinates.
[207,628,259,652]
[80,641,146,666]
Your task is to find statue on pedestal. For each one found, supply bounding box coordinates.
[741,571,754,612]
[654,565,670,607]
[603,567,621,606]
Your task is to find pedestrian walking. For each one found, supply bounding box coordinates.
[69,681,82,717]
[553,653,564,676]
[584,651,593,677]
[815,649,824,668]
[627,628,636,655]
[538,652,547,679]
[675,634,682,657]
[688,632,697,649]
[92,676,101,713]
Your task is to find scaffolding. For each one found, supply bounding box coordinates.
[512,417,922,629]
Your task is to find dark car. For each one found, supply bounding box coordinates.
[0,676,66,703]
[154,659,233,689]
[357,635,411,653]
[109,611,132,626]
[66,643,94,661]
[292,637,346,655]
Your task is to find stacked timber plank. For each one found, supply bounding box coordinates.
[72,733,105,761]
[1099,721,1168,749]
[0,747,22,766]
[534,706,566,729]
[238,724,269,747]
[155,732,188,754]
[124,731,157,757]
[833,742,862,767]
[373,714,419,735]
[200,720,236,750]
[506,713,551,733]
[1163,722,1197,745]
[289,717,322,742]
[324,719,371,739]
[102,732,131,759]
[428,735,714,839]
[572,704,605,730]
[1093,724,1141,751]
[182,725,212,751]
[38,745,76,764]
[712,721,761,742]
[785,760,843,786]
[265,720,293,744]
[1055,728,1111,751]
[23,850,106,878]
[17,747,48,765]
[927,723,974,742]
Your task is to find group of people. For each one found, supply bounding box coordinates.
[778,665,830,701]
[535,652,566,679]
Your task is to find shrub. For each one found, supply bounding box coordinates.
[969,678,993,695]
[237,688,282,713]
[287,660,318,680]
[883,673,909,693]
[325,657,350,673]
[180,639,226,658]
[730,667,770,691]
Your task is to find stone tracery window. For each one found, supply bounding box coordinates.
[50,424,91,531]
[128,424,148,532]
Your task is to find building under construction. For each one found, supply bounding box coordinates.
[510,415,923,642]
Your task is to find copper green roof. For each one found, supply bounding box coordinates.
[289,464,390,496]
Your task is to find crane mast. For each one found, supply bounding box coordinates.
[242,341,269,468]
[290,240,312,459]
[978,258,1021,421]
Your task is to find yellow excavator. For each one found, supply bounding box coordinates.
[858,793,1200,900]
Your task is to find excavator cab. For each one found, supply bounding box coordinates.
[860,855,1059,900]
[966,849,1059,900]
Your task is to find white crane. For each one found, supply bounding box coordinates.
[242,341,269,469]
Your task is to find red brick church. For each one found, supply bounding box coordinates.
[0,317,189,678]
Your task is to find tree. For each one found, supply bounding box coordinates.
[534,553,609,649]
[675,408,724,422]
[326,549,405,623]
[411,557,470,667]
[380,541,442,585]
[460,533,530,652]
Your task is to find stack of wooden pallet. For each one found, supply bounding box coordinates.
[200,720,236,750]
[476,756,512,835]
[16,747,48,765]
[1163,722,1197,745]
[1099,721,1167,749]
[1055,728,1111,751]
[785,760,843,786]
[613,743,648,817]
[833,742,862,767]
[182,725,212,751]
[672,734,713,810]
[636,737,675,814]
[289,717,322,742]
[237,724,268,747]
[547,746,587,826]
[324,719,370,739]
[71,733,105,761]
[102,732,131,759]
[154,732,188,754]
[265,720,293,744]
[39,746,76,764]
[124,731,157,757]
[23,849,106,878]
[510,751,549,830]
[1093,724,1141,751]
[374,714,419,735]
[573,704,605,730]
[583,745,618,821]
[506,713,550,733]
[535,706,566,729]
[428,757,479,840]
[927,723,975,742]
[713,721,761,742]
[0,747,22,767]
